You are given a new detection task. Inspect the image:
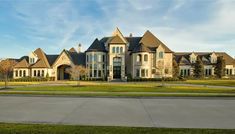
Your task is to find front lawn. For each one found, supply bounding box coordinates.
[176,80,235,86]
[0,123,234,134]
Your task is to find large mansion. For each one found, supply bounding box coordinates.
[12,28,235,81]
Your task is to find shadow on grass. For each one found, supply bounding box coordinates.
[0,87,13,90]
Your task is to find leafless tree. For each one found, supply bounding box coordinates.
[0,59,17,89]
[66,65,88,86]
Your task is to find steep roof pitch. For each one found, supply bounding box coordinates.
[34,48,50,68]
[68,51,86,66]
[46,55,59,66]
[126,37,142,51]
[14,59,29,68]
[216,52,235,66]
[109,35,126,44]
[139,30,173,53]
[132,43,151,53]
[31,59,48,68]
[86,38,106,52]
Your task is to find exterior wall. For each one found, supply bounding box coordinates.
[132,52,151,78]
[108,44,126,80]
[13,68,30,79]
[225,65,234,76]
[86,51,106,79]
[52,51,75,80]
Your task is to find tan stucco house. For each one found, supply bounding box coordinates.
[13,28,235,81]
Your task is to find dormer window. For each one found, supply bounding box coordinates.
[30,58,35,64]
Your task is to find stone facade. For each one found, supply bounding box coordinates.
[12,28,235,81]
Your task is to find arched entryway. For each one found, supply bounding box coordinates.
[57,65,71,80]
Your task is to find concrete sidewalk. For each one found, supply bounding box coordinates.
[0,96,234,129]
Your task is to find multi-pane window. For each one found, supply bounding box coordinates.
[98,55,102,62]
[141,69,145,77]
[159,52,164,59]
[86,55,89,62]
[102,55,105,62]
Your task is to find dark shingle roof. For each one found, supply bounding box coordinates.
[68,52,86,66]
[86,38,106,52]
[46,55,59,66]
[132,43,151,53]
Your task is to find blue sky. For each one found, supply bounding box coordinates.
[0,0,234,58]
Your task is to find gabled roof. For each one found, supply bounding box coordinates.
[179,56,191,65]
[14,59,29,68]
[132,43,151,53]
[139,30,173,53]
[34,48,50,68]
[109,35,126,44]
[215,52,235,66]
[68,51,86,66]
[86,38,106,52]
[69,47,77,53]
[31,59,48,68]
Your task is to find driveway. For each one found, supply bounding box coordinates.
[0,96,234,129]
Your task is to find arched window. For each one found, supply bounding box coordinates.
[137,54,142,62]
[112,47,115,53]
[144,54,148,62]
[19,70,22,77]
[23,70,26,77]
[116,47,119,53]
[120,47,123,53]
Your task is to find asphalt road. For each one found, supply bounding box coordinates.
[0,96,234,129]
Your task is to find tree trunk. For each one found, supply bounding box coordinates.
[4,75,8,89]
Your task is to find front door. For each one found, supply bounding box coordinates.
[113,66,121,79]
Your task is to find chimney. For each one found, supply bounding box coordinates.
[78,43,81,53]
[129,33,133,37]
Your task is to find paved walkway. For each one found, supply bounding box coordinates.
[0,96,234,129]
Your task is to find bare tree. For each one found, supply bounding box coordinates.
[0,59,17,89]
[66,65,88,86]
[156,60,165,87]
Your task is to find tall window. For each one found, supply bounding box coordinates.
[19,70,22,77]
[112,47,115,53]
[15,70,18,77]
[94,54,97,62]
[23,70,26,77]
[37,70,40,77]
[86,55,89,62]
[102,55,105,62]
[144,54,148,62]
[137,54,142,62]
[141,69,145,77]
[89,54,92,62]
[136,69,140,77]
[34,70,37,77]
[116,47,119,53]
[120,47,123,53]
[42,70,44,77]
[159,51,164,59]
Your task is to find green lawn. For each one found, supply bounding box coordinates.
[0,123,234,134]
[0,84,234,97]
[175,80,235,86]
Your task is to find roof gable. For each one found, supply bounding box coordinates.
[109,35,126,44]
[14,59,29,68]
[140,30,173,53]
[34,48,50,68]
[112,27,128,43]
[31,59,48,68]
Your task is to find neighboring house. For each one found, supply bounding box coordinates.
[12,28,235,81]
[175,52,235,77]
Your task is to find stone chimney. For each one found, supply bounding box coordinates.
[78,43,81,53]
[129,33,133,37]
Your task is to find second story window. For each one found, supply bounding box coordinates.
[112,47,115,53]
[159,52,164,59]
[137,54,142,62]
[116,47,119,53]
[144,54,148,62]
[120,47,123,53]
[94,54,97,62]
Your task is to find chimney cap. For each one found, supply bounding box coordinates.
[78,43,81,47]
[129,33,133,37]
